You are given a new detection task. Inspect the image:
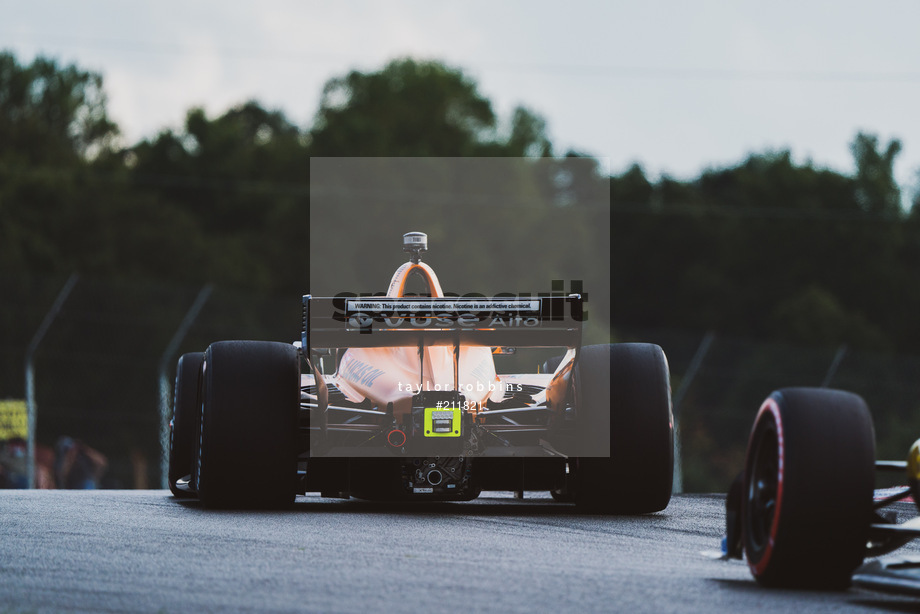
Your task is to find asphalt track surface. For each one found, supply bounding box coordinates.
[2,491,920,613]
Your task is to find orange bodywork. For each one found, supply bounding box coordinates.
[332,260,501,417]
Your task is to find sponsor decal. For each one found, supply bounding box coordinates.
[338,354,386,388]
[347,313,540,329]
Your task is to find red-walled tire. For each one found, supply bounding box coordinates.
[743,388,875,589]
[168,352,203,498]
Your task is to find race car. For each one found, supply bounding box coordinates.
[167,232,673,512]
[724,386,920,593]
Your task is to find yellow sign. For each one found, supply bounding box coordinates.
[908,439,920,481]
[0,400,28,440]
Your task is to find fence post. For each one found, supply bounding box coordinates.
[24,274,79,489]
[157,285,212,490]
[821,344,848,388]
[671,331,715,494]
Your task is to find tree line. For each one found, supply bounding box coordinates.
[2,49,919,353]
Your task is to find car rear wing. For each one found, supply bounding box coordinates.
[302,295,584,350]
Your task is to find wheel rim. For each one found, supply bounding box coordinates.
[747,418,779,554]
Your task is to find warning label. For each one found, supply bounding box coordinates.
[346,299,540,313]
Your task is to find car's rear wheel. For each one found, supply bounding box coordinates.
[575,343,673,513]
[168,352,203,498]
[742,387,874,589]
[542,354,563,375]
[194,341,300,509]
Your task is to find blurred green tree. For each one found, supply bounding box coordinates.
[309,58,551,157]
[611,145,919,351]
[0,52,121,276]
[127,101,311,292]
[851,132,902,216]
[0,51,118,163]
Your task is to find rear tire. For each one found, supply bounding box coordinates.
[168,352,203,498]
[575,343,674,513]
[742,388,874,589]
[194,341,300,509]
[542,354,563,375]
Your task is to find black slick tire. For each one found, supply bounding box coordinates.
[168,352,203,498]
[575,343,674,513]
[194,340,300,509]
[742,387,874,589]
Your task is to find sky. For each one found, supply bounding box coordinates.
[4,0,920,198]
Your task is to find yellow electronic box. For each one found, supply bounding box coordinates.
[423,407,462,437]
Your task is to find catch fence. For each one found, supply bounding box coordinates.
[2,273,917,493]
